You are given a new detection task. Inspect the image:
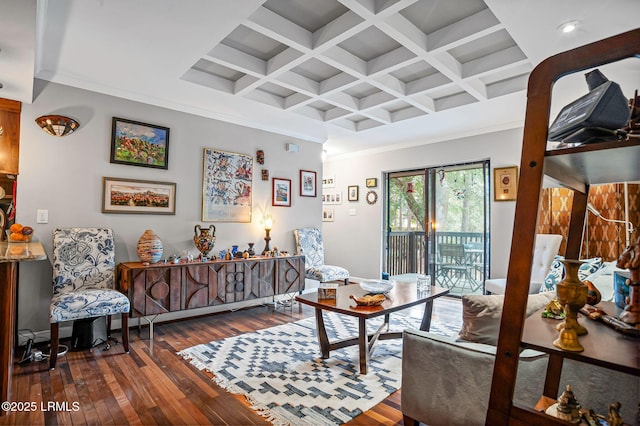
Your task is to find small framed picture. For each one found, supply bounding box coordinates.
[366,178,377,188]
[322,208,334,222]
[111,117,170,169]
[322,176,335,188]
[272,177,292,207]
[322,191,342,205]
[102,177,176,214]
[299,170,317,197]
[494,166,518,202]
[348,185,359,201]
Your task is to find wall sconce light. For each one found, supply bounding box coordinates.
[587,202,635,247]
[262,216,273,255]
[35,115,80,137]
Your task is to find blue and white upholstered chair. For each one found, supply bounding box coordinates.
[293,227,349,286]
[49,228,130,369]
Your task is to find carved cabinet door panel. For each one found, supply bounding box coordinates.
[142,267,182,315]
[184,264,210,310]
[276,257,304,294]
[243,259,275,300]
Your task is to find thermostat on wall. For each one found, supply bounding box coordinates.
[286,143,299,152]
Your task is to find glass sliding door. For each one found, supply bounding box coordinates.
[385,160,489,296]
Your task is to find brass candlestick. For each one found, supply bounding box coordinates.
[553,259,588,352]
[262,228,271,255]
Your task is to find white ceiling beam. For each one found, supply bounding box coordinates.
[322,46,368,76]
[367,46,416,76]
[182,69,234,93]
[462,46,528,78]
[372,74,406,96]
[319,73,358,95]
[243,89,285,109]
[294,105,326,121]
[435,92,477,111]
[360,108,391,124]
[277,71,320,96]
[325,92,360,111]
[312,11,366,49]
[246,6,313,51]
[206,44,266,77]
[356,118,384,131]
[486,74,528,99]
[404,94,436,113]
[428,9,502,52]
[283,92,311,110]
[325,106,353,122]
[359,90,395,110]
[266,47,305,75]
[391,106,426,122]
[405,73,451,96]
[233,74,261,95]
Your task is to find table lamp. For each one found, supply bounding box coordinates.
[262,216,273,255]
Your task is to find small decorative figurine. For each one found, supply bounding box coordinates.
[607,401,623,426]
[247,242,255,256]
[556,385,581,423]
[616,236,640,324]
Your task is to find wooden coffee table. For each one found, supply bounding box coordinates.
[295,282,449,374]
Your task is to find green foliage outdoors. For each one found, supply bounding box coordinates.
[389,168,485,233]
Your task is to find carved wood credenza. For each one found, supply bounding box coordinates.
[116,255,305,336]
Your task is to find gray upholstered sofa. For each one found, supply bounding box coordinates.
[401,293,639,425]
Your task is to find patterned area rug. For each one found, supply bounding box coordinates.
[178,311,458,425]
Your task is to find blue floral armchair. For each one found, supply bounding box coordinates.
[293,228,349,285]
[49,228,130,369]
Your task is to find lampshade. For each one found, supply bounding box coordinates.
[35,115,80,137]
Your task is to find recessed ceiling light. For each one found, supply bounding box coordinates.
[558,20,580,34]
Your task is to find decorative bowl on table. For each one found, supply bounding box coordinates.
[359,279,395,294]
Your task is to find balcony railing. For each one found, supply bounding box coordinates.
[386,231,486,294]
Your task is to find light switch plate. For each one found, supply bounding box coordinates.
[36,209,48,224]
[349,208,356,216]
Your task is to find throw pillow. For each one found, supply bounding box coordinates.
[457,292,555,346]
[539,256,603,293]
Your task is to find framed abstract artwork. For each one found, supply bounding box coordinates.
[272,177,292,207]
[202,148,252,222]
[110,117,170,169]
[102,177,176,214]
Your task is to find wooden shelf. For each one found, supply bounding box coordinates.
[521,302,639,376]
[486,29,640,426]
[544,138,640,192]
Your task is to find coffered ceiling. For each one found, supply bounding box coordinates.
[1,0,639,157]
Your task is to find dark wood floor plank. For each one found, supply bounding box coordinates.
[0,297,462,425]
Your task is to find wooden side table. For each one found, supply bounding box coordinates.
[0,241,47,414]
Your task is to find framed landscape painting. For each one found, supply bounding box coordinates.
[102,177,176,214]
[111,117,170,169]
[299,170,317,197]
[272,177,291,207]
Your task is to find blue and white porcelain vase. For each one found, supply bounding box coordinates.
[137,229,163,264]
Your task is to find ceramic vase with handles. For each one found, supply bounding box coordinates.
[137,229,163,264]
[194,224,216,258]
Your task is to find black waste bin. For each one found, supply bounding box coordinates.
[71,316,107,349]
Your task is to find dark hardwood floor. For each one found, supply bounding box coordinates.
[1,296,462,425]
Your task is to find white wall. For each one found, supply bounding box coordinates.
[15,80,323,338]
[322,128,523,280]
